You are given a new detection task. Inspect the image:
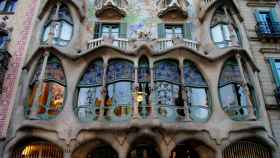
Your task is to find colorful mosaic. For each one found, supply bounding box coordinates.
[79,60,103,86]
[45,56,66,84]
[154,60,180,84]
[184,61,207,87]
[106,60,134,83]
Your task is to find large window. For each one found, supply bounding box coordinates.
[184,61,209,122]
[0,0,17,13]
[25,55,66,120]
[210,7,240,48]
[165,25,184,39]
[158,23,192,39]
[76,60,104,122]
[154,60,182,122]
[42,4,73,46]
[219,58,255,120]
[105,59,134,121]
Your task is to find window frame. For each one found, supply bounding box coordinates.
[269,58,280,87]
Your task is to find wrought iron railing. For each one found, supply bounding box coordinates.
[256,22,280,38]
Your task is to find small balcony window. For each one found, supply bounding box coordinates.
[0,0,17,13]
[165,25,184,39]
[94,23,120,39]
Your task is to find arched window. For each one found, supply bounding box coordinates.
[76,59,103,122]
[105,59,134,121]
[184,61,209,122]
[219,57,255,120]
[42,4,73,46]
[25,55,66,120]
[210,7,240,48]
[154,60,182,122]
[12,140,63,158]
[138,56,151,118]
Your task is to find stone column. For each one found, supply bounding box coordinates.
[149,66,157,119]
[216,147,223,158]
[179,60,190,121]
[235,54,256,120]
[29,51,50,119]
[133,65,140,119]
[99,60,108,121]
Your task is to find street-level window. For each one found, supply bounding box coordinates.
[0,33,8,49]
[0,0,17,13]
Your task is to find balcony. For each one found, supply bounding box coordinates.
[256,22,280,40]
[87,37,199,52]
[157,0,188,19]
[95,0,128,18]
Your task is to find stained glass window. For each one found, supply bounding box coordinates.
[42,4,73,46]
[154,60,181,121]
[76,60,103,122]
[184,61,209,122]
[138,56,151,118]
[26,55,66,120]
[106,60,134,121]
[219,58,255,120]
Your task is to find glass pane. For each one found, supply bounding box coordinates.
[154,61,180,84]
[42,25,50,42]
[219,59,242,86]
[47,82,65,117]
[107,60,134,83]
[165,27,173,39]
[219,84,238,108]
[115,82,133,105]
[190,88,208,106]
[45,56,65,84]
[0,34,8,48]
[211,25,224,43]
[54,23,60,38]
[184,61,207,87]
[0,1,5,11]
[222,25,231,41]
[79,60,103,86]
[189,106,209,121]
[60,21,73,41]
[77,87,102,121]
[275,61,280,79]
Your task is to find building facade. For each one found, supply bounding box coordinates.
[0,0,279,158]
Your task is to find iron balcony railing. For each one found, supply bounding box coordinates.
[256,22,280,38]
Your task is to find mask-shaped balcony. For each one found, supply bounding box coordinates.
[95,0,128,19]
[157,0,188,19]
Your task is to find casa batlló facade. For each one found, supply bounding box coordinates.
[0,0,280,158]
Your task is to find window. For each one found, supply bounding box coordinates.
[76,59,104,122]
[42,4,73,46]
[25,55,66,120]
[0,32,8,49]
[184,61,209,122]
[210,7,240,48]
[158,23,193,39]
[105,59,134,121]
[94,22,127,39]
[269,58,280,87]
[219,58,255,120]
[0,0,17,13]
[165,25,184,39]
[255,8,280,36]
[154,60,182,122]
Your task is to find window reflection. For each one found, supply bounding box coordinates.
[219,58,254,120]
[26,55,66,120]
[41,4,73,46]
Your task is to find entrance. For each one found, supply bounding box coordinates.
[87,145,118,158]
[170,144,199,158]
[128,144,160,158]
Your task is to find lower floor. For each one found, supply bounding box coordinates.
[1,128,278,158]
